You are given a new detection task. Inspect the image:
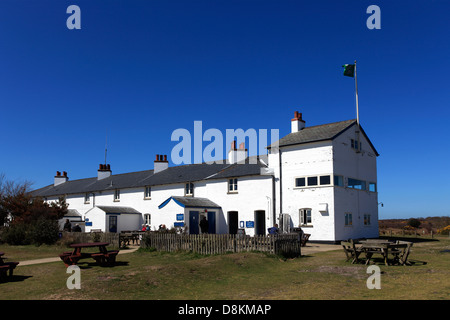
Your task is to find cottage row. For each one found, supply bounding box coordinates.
[31,112,380,242]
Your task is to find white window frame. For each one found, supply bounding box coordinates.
[345,213,353,226]
[114,189,120,202]
[319,175,331,186]
[144,213,151,225]
[299,208,312,226]
[228,178,238,193]
[185,182,194,196]
[144,186,151,199]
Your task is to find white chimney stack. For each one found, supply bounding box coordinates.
[228,141,248,164]
[54,171,69,186]
[98,164,112,180]
[291,111,305,133]
[154,154,169,173]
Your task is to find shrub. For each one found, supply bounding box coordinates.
[1,219,60,246]
[1,223,32,245]
[438,225,450,236]
[406,218,421,229]
[31,219,60,245]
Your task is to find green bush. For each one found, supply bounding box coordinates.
[31,219,60,245]
[1,223,32,245]
[1,219,60,246]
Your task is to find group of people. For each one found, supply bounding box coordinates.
[63,219,82,232]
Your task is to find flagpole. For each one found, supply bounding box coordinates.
[354,60,359,126]
[354,60,361,152]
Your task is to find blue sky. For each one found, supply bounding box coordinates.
[0,0,449,219]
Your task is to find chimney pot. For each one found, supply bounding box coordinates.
[155,155,159,161]
[239,142,245,150]
[63,171,67,177]
[291,111,305,132]
[164,155,167,162]
[231,141,237,150]
[56,171,61,176]
[107,164,110,170]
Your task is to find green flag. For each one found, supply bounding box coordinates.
[342,64,355,77]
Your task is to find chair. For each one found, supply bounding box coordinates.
[301,233,311,247]
[341,239,363,264]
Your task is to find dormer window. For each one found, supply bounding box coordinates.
[185,182,194,196]
[228,178,238,193]
[114,189,120,201]
[144,186,151,199]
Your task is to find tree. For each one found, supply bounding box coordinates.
[0,174,68,245]
[406,218,421,229]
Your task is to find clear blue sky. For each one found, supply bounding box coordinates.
[1,0,449,219]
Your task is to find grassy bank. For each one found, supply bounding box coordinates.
[0,237,449,300]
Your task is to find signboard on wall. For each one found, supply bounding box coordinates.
[246,221,254,228]
[176,214,184,221]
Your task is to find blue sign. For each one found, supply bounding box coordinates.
[176,214,184,221]
[174,222,184,227]
[246,221,254,228]
[86,222,92,226]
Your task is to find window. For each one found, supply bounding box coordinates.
[319,175,331,185]
[369,182,377,192]
[345,213,353,226]
[295,177,305,187]
[307,176,318,186]
[348,178,366,190]
[144,213,151,226]
[364,214,371,226]
[144,186,151,199]
[84,193,90,204]
[300,208,312,226]
[334,175,344,187]
[185,182,194,196]
[351,139,362,151]
[228,178,238,193]
[114,189,120,201]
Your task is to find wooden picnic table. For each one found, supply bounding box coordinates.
[0,252,19,280]
[359,241,413,266]
[59,242,119,267]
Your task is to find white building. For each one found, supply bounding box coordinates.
[31,112,379,242]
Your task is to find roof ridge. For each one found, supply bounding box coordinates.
[300,118,356,131]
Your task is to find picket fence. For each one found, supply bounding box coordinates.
[141,233,302,257]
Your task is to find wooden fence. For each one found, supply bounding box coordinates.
[141,233,302,257]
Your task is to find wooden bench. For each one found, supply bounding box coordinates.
[91,250,119,266]
[0,262,19,279]
[301,233,311,247]
[341,239,364,264]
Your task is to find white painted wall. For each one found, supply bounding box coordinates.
[49,174,273,236]
[332,124,379,240]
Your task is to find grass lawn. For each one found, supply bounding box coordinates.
[0,237,449,300]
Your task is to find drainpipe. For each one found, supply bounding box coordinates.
[279,148,283,216]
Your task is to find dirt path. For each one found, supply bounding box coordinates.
[17,246,140,266]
